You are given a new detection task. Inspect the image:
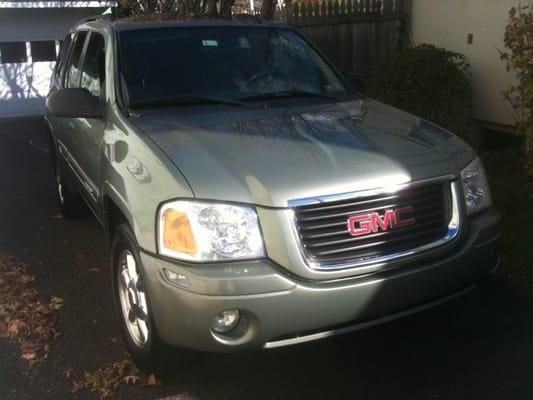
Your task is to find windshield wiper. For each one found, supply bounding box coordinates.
[129,94,245,108]
[238,90,338,102]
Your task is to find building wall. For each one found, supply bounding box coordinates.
[409,0,518,127]
[0,7,108,117]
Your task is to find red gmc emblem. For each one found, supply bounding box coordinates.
[347,206,416,237]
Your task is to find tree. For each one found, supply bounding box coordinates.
[118,0,235,18]
[500,1,533,168]
[260,0,276,20]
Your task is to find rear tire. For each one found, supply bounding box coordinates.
[53,154,87,218]
[111,223,170,372]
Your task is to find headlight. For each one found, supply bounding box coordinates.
[460,157,492,215]
[157,200,265,262]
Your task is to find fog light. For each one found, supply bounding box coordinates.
[211,310,240,334]
[163,269,191,289]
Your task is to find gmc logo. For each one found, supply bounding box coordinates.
[347,207,416,237]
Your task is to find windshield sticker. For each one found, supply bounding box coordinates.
[202,40,219,47]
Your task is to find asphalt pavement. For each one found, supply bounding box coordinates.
[0,116,532,400]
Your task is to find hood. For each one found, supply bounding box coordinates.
[132,99,474,207]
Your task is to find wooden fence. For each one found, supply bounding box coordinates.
[273,0,405,77]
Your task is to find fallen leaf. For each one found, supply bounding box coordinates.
[85,371,102,388]
[63,368,75,378]
[19,274,35,284]
[7,320,22,336]
[35,305,52,315]
[71,380,84,393]
[144,374,160,386]
[50,296,64,310]
[66,356,156,398]
[123,375,140,385]
[100,389,113,399]
[21,343,42,354]
[0,255,61,363]
[21,352,37,361]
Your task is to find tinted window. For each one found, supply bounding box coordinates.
[66,31,88,88]
[119,27,348,105]
[55,34,73,81]
[80,33,106,97]
[0,42,27,64]
[30,41,56,62]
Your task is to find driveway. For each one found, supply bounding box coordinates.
[0,117,532,399]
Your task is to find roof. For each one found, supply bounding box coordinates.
[76,14,288,31]
[114,19,285,31]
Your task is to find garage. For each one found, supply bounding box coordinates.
[0,1,115,118]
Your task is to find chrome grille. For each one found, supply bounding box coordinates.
[293,181,452,266]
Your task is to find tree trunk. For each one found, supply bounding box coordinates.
[206,0,217,16]
[261,0,276,19]
[525,132,533,171]
[220,0,234,17]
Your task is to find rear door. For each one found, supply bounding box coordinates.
[51,30,88,189]
[46,32,74,146]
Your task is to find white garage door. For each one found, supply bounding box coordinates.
[0,40,58,117]
[0,6,113,118]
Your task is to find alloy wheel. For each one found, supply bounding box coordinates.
[117,250,150,348]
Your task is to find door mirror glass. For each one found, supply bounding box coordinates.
[47,88,103,119]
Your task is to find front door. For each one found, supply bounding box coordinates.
[62,31,107,214]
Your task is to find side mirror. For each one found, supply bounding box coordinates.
[344,72,367,94]
[47,88,103,119]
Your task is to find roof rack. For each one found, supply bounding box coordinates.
[231,13,263,23]
[75,12,115,27]
[74,12,265,27]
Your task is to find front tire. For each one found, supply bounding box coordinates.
[111,224,169,371]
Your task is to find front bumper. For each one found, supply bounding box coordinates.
[140,207,501,352]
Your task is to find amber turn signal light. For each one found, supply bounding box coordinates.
[162,209,197,254]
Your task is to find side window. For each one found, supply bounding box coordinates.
[55,33,73,81]
[66,31,88,88]
[80,33,106,98]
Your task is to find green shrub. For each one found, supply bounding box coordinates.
[371,44,471,130]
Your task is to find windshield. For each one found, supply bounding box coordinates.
[119,26,350,106]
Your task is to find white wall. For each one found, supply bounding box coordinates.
[0,7,108,117]
[410,0,518,127]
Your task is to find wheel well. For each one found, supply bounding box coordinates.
[105,197,129,245]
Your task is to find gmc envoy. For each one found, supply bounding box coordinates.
[45,16,502,368]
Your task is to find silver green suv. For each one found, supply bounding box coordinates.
[45,16,502,368]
